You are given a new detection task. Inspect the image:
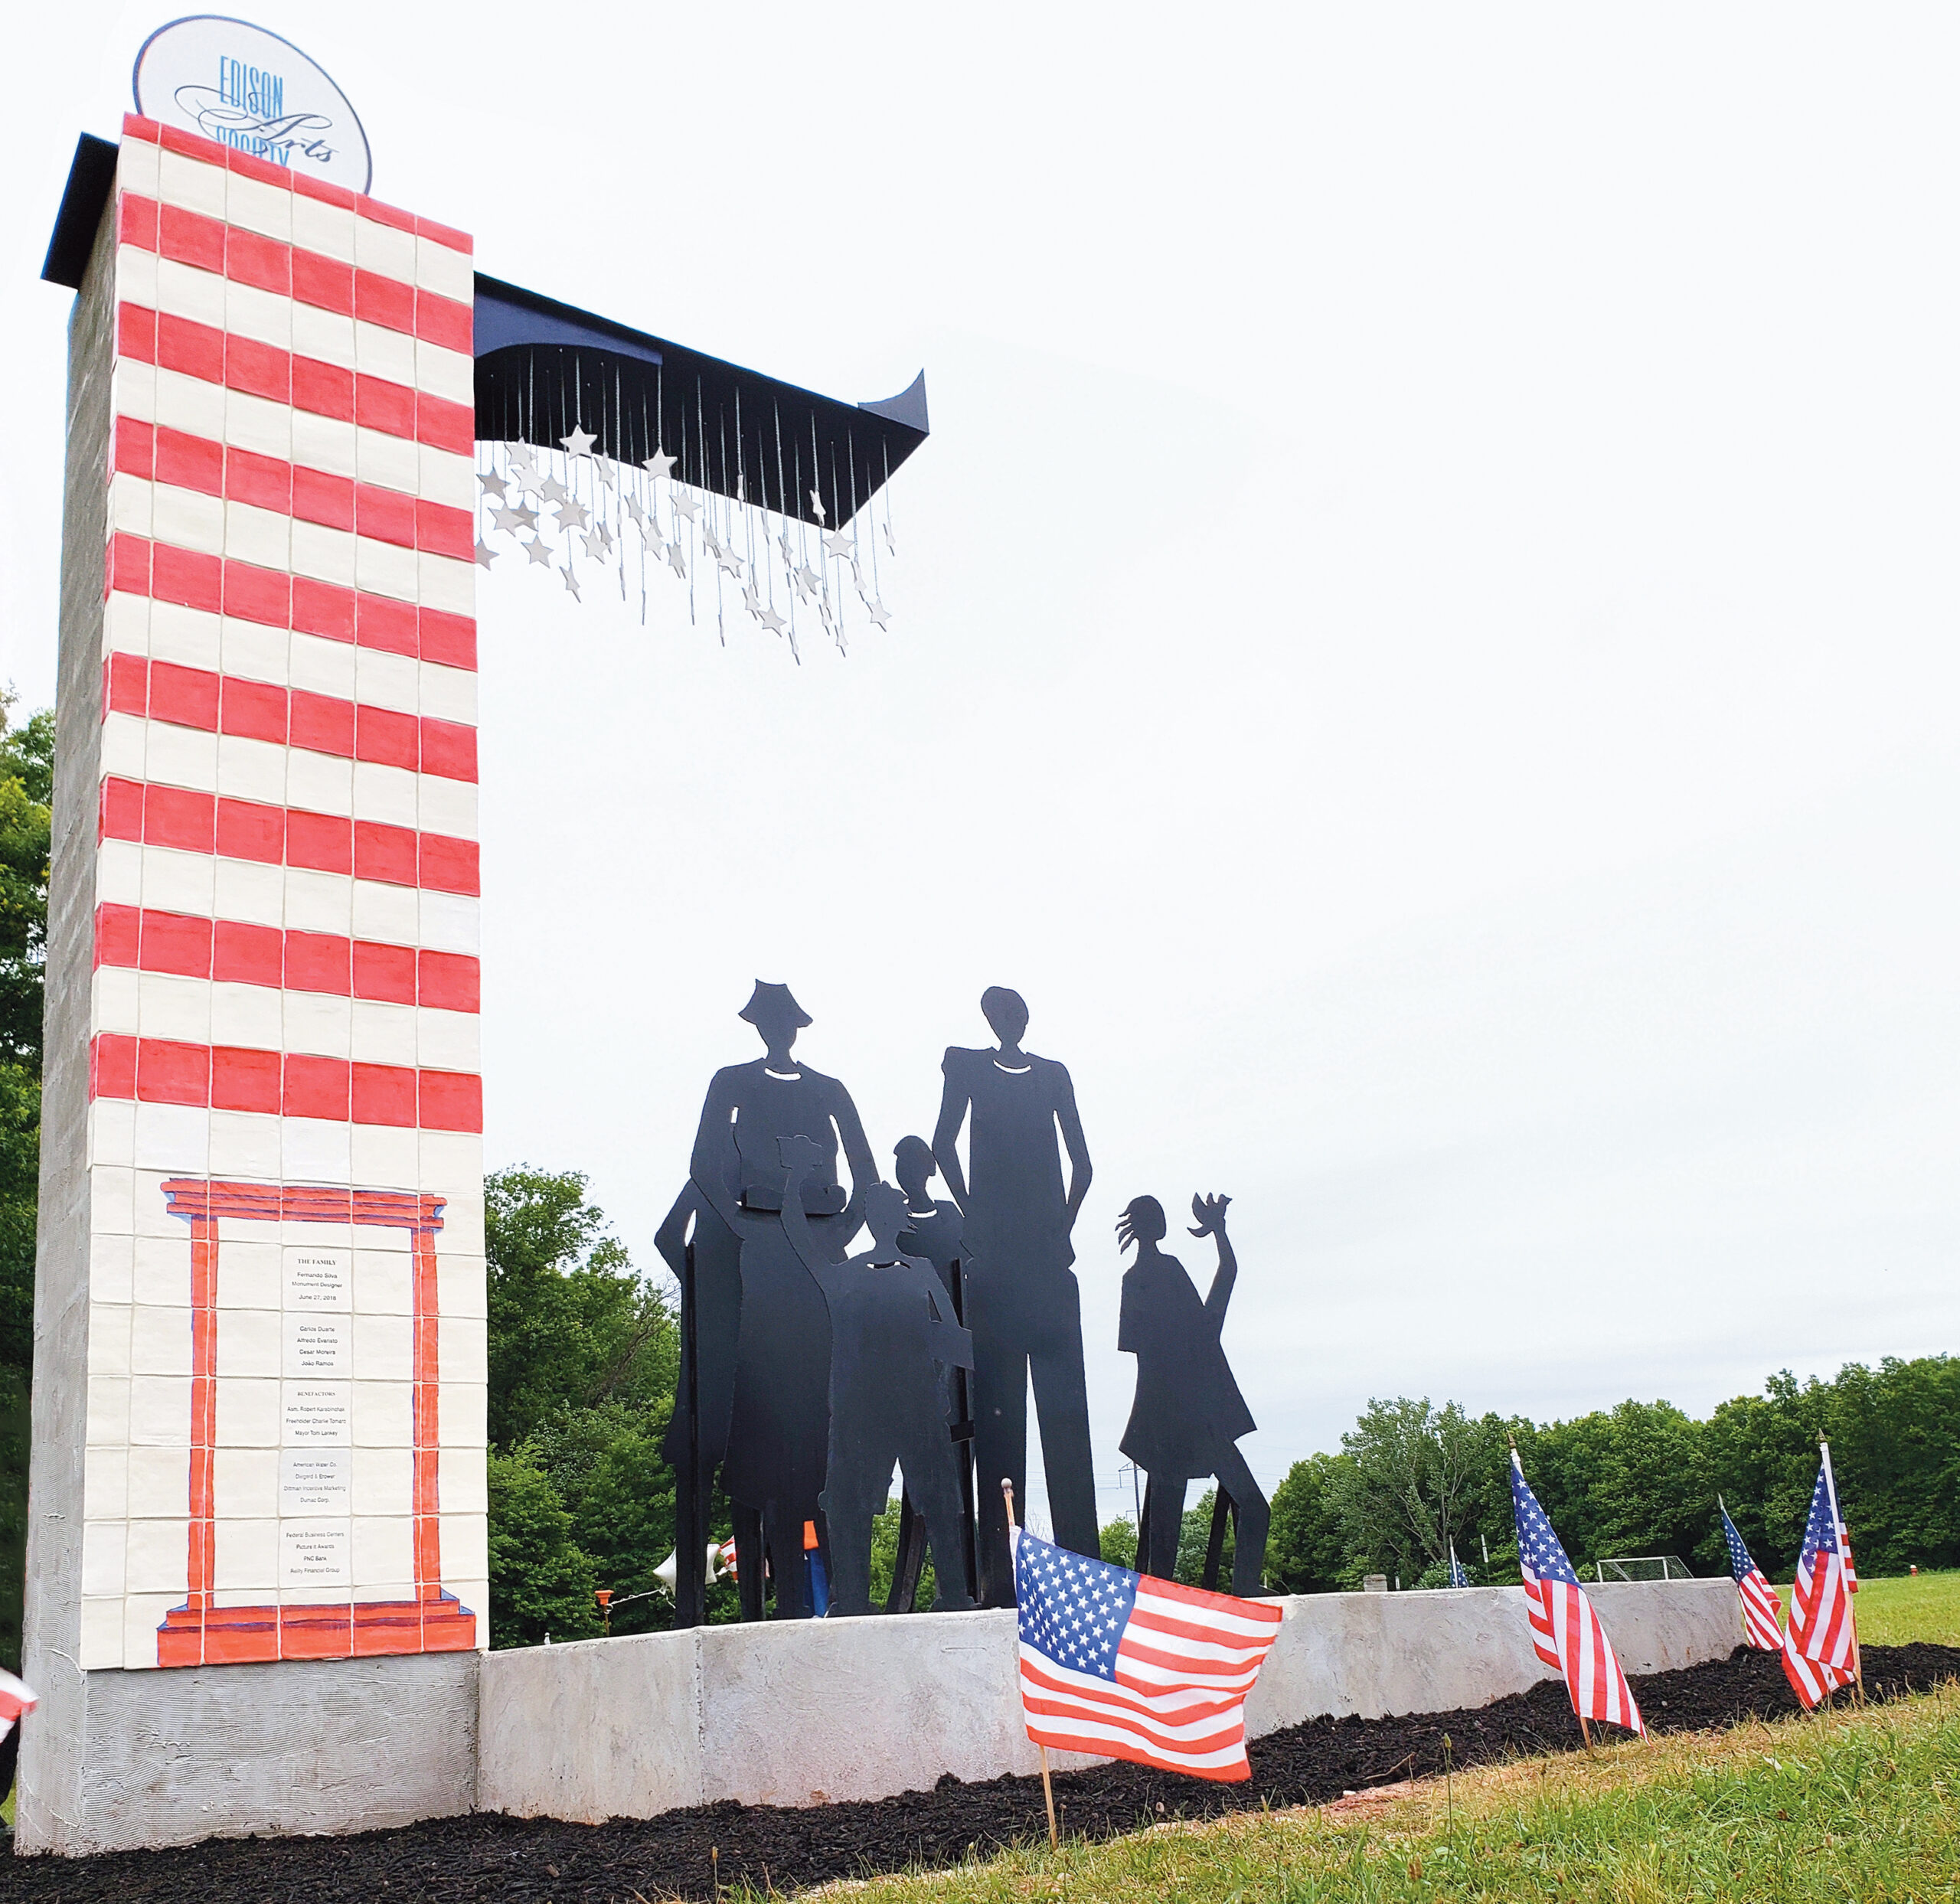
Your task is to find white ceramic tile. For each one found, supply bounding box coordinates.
[108,470,153,538]
[284,1118,352,1184]
[116,239,159,312]
[90,1230,136,1304]
[209,979,283,1050]
[154,365,227,441]
[436,1383,487,1449]
[286,745,354,816]
[418,1132,483,1200]
[350,1444,411,1516]
[128,1373,192,1446]
[89,1095,138,1168]
[439,1511,489,1585]
[353,1246,413,1314]
[354,536,418,603]
[80,1595,126,1672]
[92,965,141,1038]
[218,616,291,684]
[118,139,162,197]
[433,1252,486,1321]
[215,1305,279,1379]
[279,1446,351,1517]
[350,1120,419,1191]
[215,1376,280,1446]
[82,1520,127,1598]
[127,1442,190,1515]
[130,1232,190,1308]
[413,234,473,301]
[87,1374,131,1448]
[141,720,219,796]
[98,710,149,783]
[146,599,221,671]
[351,1379,411,1448]
[414,341,473,407]
[111,355,158,425]
[122,1592,181,1671]
[84,1443,131,1520]
[285,990,352,1059]
[88,1302,133,1377]
[125,1516,191,1594]
[223,383,293,461]
[207,1106,283,1179]
[416,660,475,724]
[279,1520,353,1590]
[353,215,416,280]
[134,1168,184,1237]
[351,760,417,828]
[416,552,474,616]
[416,1007,479,1074]
[292,301,355,369]
[214,732,289,806]
[224,277,292,350]
[96,838,146,909]
[284,1311,351,1380]
[136,969,211,1043]
[289,629,360,699]
[132,1100,211,1174]
[157,147,226,216]
[351,1514,414,1588]
[129,1303,192,1377]
[353,318,416,387]
[139,846,217,919]
[349,1311,412,1381]
[435,1314,486,1387]
[291,407,357,478]
[153,256,227,328]
[224,498,291,570]
[102,588,152,659]
[417,891,479,955]
[213,1515,279,1592]
[283,867,354,934]
[357,426,420,495]
[351,878,418,946]
[417,773,477,842]
[292,194,356,262]
[91,1164,137,1235]
[418,446,474,511]
[218,1236,282,1310]
[224,171,290,241]
[291,517,356,587]
[436,1451,487,1515]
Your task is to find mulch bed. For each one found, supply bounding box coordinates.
[5,1642,1955,1901]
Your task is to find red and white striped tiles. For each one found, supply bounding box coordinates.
[79,117,485,1671]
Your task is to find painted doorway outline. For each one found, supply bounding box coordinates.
[154,1177,475,1664]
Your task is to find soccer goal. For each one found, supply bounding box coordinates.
[1595,1556,1694,1582]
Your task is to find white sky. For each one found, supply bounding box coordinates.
[4,4,1955,1530]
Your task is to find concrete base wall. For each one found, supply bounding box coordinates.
[21,1653,480,1854]
[479,1579,1740,1825]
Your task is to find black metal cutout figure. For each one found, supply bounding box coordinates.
[933,987,1098,1604]
[885,1136,978,1609]
[681,982,875,1619]
[1116,1193,1269,1597]
[775,1138,977,1618]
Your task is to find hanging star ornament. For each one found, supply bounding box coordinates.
[622,495,647,528]
[759,605,788,637]
[560,426,598,457]
[582,527,608,561]
[865,599,892,630]
[822,528,854,561]
[808,487,827,524]
[642,447,677,480]
[524,537,554,566]
[479,471,508,501]
[670,488,701,521]
[555,498,591,533]
[474,538,498,569]
[742,584,764,619]
[560,563,583,598]
[490,504,528,534]
[666,542,688,579]
[541,476,571,507]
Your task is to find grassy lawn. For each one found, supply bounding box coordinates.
[1836,1569,1960,1648]
[808,1681,1960,1903]
[797,1576,1960,1903]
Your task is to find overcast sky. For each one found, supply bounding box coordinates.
[5,4,1955,1530]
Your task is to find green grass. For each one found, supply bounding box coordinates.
[1836,1569,1960,1648]
[802,1684,1960,1903]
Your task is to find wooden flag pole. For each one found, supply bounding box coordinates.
[1002,1478,1060,1851]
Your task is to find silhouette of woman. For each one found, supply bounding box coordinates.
[1116,1193,1269,1596]
[687,982,875,1618]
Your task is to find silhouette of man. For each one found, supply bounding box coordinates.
[684,981,875,1618]
[933,986,1097,1604]
[1116,1192,1268,1596]
[776,1138,976,1617]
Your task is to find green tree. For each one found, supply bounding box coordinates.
[1331,1397,1493,1582]
[1099,1514,1138,1572]
[485,1446,601,1646]
[1267,1452,1352,1592]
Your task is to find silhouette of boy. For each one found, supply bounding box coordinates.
[1116,1192,1269,1596]
[776,1136,977,1616]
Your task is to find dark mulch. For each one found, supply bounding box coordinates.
[6,1642,1956,1901]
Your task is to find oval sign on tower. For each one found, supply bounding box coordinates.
[133,15,372,194]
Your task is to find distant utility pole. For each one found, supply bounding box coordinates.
[1119,1461,1142,1523]
[1481,1533,1490,1566]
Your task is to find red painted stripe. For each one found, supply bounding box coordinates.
[117,303,474,454]
[1125,1603,1282,1653]
[90,1032,481,1131]
[98,776,480,896]
[113,420,474,558]
[105,532,475,671]
[123,115,472,255]
[1114,1635,1263,1684]
[1018,1713,1248,1782]
[1132,1574,1285,1623]
[1018,1654,1243,1728]
[93,903,479,1010]
[103,653,478,783]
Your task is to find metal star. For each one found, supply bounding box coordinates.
[560,426,598,457]
[642,447,676,480]
[701,527,726,561]
[583,527,609,560]
[511,501,540,530]
[795,563,824,599]
[491,505,528,534]
[779,532,799,567]
[524,537,553,566]
[883,520,897,556]
[822,528,854,560]
[622,495,647,528]
[541,476,571,507]
[865,599,892,630]
[717,547,744,580]
[474,538,497,569]
[555,498,590,533]
[666,541,687,579]
[742,585,763,619]
[670,488,701,521]
[594,521,615,553]
[760,606,788,636]
[808,487,827,524]
[560,563,582,598]
[593,459,617,489]
[479,472,508,501]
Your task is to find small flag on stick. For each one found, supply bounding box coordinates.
[1510,1450,1645,1736]
[1010,1522,1282,1782]
[1718,1501,1786,1652]
[0,1667,35,1740]
[1783,1451,1858,1708]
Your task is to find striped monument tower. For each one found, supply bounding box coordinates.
[25,109,486,1850]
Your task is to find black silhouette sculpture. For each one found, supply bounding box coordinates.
[884,1136,978,1609]
[933,987,1098,1604]
[1116,1192,1269,1597]
[675,982,875,1619]
[775,1137,977,1618]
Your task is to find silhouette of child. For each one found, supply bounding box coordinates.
[1116,1192,1269,1596]
[776,1136,977,1615]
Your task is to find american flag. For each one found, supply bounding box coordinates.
[1012,1527,1282,1782]
[1510,1452,1645,1736]
[1784,1458,1857,1709]
[0,1667,35,1741]
[1719,1504,1786,1651]
[1448,1546,1472,1588]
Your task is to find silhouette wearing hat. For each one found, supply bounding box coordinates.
[1116,1192,1268,1596]
[774,1137,977,1616]
[933,987,1098,1604]
[681,981,876,1618]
